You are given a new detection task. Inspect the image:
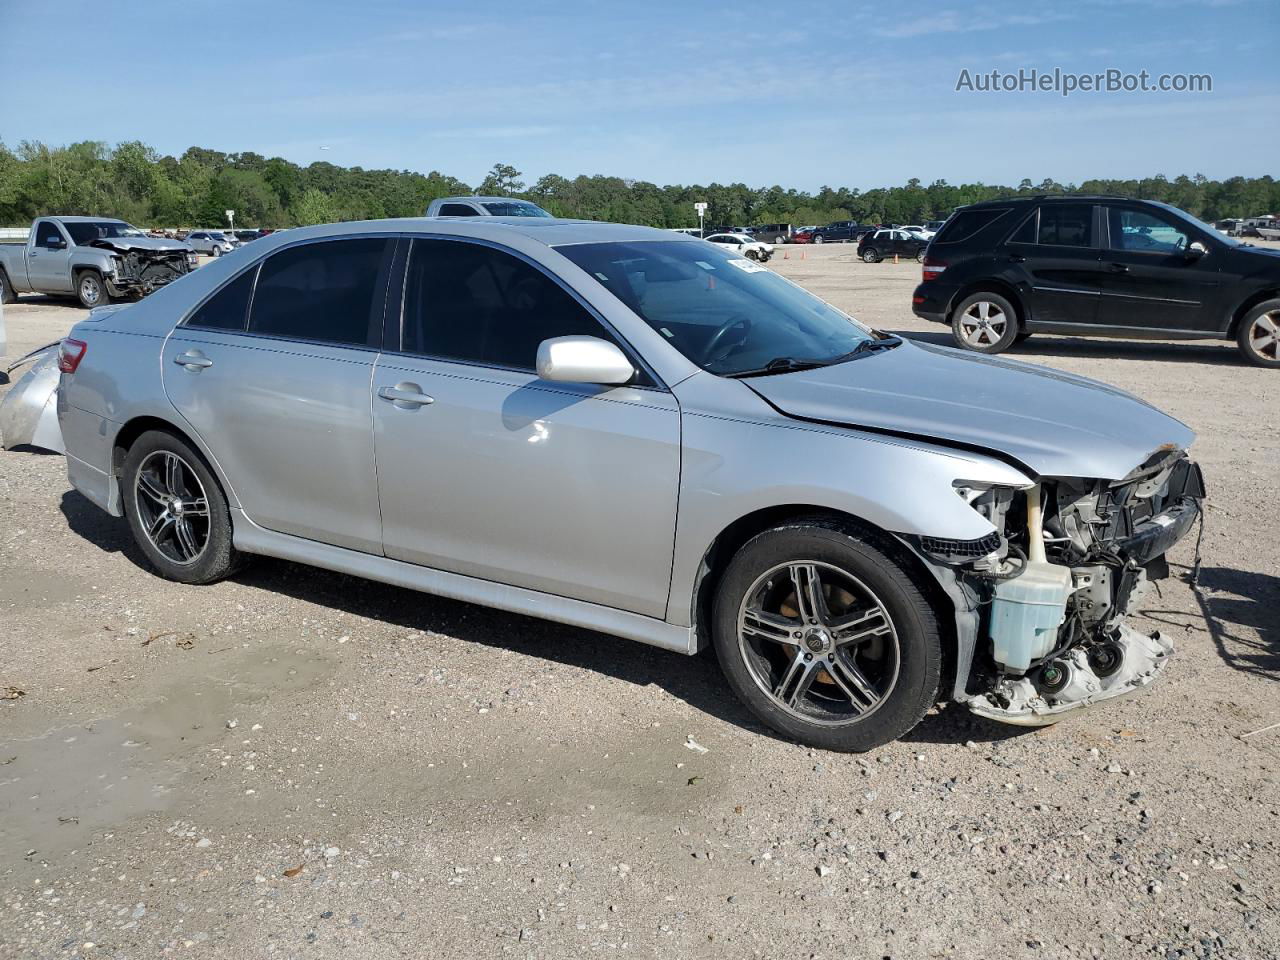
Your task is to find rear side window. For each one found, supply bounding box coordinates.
[401,239,621,371]
[186,267,256,331]
[934,208,1009,244]
[1036,204,1094,247]
[248,238,393,347]
[439,203,479,217]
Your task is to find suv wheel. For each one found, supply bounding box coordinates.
[76,270,110,309]
[0,268,16,304]
[121,430,243,584]
[861,248,880,263]
[813,235,824,244]
[712,521,941,752]
[1236,299,1280,368]
[951,292,1020,354]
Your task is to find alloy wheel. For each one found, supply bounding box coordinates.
[959,300,1008,347]
[134,451,211,565]
[1248,309,1280,361]
[737,561,900,726]
[79,274,103,307]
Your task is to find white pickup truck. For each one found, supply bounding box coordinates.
[0,216,197,309]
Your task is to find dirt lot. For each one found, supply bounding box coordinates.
[1,246,1277,960]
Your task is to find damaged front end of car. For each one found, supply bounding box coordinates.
[906,448,1205,725]
[93,239,198,300]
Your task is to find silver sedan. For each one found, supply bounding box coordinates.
[55,218,1204,750]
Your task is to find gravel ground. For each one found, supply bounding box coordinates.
[1,246,1277,959]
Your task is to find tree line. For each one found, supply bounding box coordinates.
[1,139,1276,231]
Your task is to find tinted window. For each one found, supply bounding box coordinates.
[63,221,143,244]
[35,221,63,247]
[1008,210,1038,244]
[934,208,1009,244]
[1037,204,1094,247]
[248,238,392,346]
[439,203,479,217]
[479,201,552,218]
[186,267,256,331]
[402,239,619,371]
[1109,207,1190,253]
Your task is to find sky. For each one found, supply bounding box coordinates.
[1,0,1277,191]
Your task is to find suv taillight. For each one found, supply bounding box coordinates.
[921,256,947,281]
[57,338,87,373]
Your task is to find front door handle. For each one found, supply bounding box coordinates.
[174,351,213,370]
[1007,253,1026,263]
[1107,262,1130,273]
[378,382,435,408]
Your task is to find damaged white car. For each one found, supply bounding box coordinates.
[51,219,1205,751]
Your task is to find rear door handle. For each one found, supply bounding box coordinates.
[378,382,434,408]
[1108,262,1130,273]
[174,351,213,370]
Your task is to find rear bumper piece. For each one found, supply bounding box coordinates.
[910,284,949,324]
[0,347,63,452]
[968,624,1173,726]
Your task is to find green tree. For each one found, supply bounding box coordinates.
[478,162,524,195]
[291,188,336,226]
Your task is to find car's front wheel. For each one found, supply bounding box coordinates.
[951,291,1020,353]
[1236,299,1280,368]
[712,521,941,752]
[121,430,242,584]
[813,235,824,244]
[861,249,880,263]
[76,270,110,309]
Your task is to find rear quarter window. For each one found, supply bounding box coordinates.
[934,208,1011,244]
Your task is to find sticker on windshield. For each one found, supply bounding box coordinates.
[726,257,766,274]
[695,261,715,271]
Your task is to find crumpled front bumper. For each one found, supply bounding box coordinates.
[0,343,63,453]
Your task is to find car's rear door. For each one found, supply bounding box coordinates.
[162,235,396,554]
[1095,205,1223,334]
[1005,203,1104,328]
[370,236,681,618]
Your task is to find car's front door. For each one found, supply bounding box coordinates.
[1006,203,1105,328]
[28,220,73,292]
[371,237,681,618]
[1095,205,1223,334]
[162,236,396,554]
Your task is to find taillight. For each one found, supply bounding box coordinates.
[921,256,947,281]
[57,338,87,373]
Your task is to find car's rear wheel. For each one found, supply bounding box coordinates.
[951,291,1020,353]
[1236,299,1280,368]
[0,267,17,304]
[861,249,880,263]
[76,270,110,309]
[121,430,242,584]
[813,235,824,244]
[712,521,941,752]
[915,248,927,263]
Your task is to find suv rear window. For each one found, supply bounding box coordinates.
[933,209,1009,244]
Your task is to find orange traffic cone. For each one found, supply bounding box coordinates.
[783,249,789,259]
[894,254,899,264]
[800,250,806,260]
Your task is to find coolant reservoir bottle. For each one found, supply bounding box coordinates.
[987,484,1074,675]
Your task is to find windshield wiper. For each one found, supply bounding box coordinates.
[828,335,903,364]
[725,356,829,379]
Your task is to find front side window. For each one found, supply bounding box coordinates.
[1109,208,1190,254]
[248,238,392,347]
[401,238,621,371]
[557,240,877,376]
[35,221,63,247]
[1036,204,1094,247]
[438,203,479,217]
[186,267,257,331]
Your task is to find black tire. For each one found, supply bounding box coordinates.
[915,248,927,263]
[0,267,17,304]
[1014,330,1033,345]
[1235,298,1280,368]
[950,291,1020,354]
[121,430,243,584]
[813,235,824,245]
[861,248,880,263]
[210,246,221,257]
[75,270,110,309]
[712,520,942,752]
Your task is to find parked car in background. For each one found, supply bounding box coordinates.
[812,221,873,244]
[185,231,237,257]
[900,224,937,241]
[234,229,265,244]
[912,195,1280,367]
[790,228,815,244]
[752,223,792,244]
[857,229,928,263]
[704,232,774,261]
[426,196,553,218]
[0,216,197,308]
[924,219,947,233]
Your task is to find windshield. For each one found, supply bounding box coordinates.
[481,201,553,218]
[557,240,877,375]
[64,221,146,244]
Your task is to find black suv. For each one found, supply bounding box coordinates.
[912,196,1280,367]
[812,220,874,244]
[857,228,929,263]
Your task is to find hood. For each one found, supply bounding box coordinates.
[744,340,1194,480]
[89,236,192,254]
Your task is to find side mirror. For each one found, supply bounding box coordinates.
[45,236,66,249]
[537,336,634,385]
[1186,240,1208,258]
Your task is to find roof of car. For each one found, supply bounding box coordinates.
[435,196,544,205]
[964,194,1134,209]
[50,215,127,223]
[248,217,697,250]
